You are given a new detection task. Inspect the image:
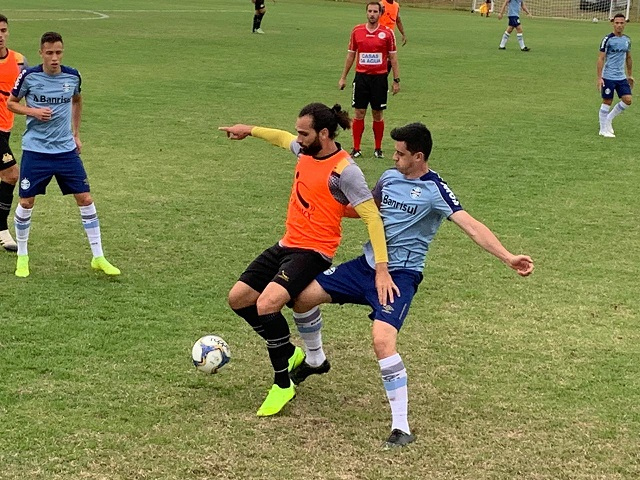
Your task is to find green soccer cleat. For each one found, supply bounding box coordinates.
[15,254,29,278]
[91,256,121,275]
[287,346,305,372]
[256,382,296,416]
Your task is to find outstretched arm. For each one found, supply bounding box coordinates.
[450,210,534,276]
[218,124,296,149]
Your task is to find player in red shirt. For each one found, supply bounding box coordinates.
[339,2,400,160]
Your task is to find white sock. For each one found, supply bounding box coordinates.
[79,203,104,258]
[517,33,526,49]
[379,353,410,434]
[599,104,611,130]
[499,32,510,48]
[14,204,32,256]
[606,101,629,123]
[293,307,326,367]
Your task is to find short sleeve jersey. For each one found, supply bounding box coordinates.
[0,49,27,132]
[507,0,523,17]
[12,64,81,154]
[379,0,400,30]
[282,141,373,259]
[363,168,463,272]
[600,33,631,81]
[348,24,397,75]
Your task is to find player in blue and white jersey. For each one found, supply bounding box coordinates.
[289,122,534,448]
[7,31,119,277]
[497,0,531,51]
[597,14,633,138]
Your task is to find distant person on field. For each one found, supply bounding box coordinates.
[290,122,534,449]
[379,0,407,47]
[252,0,267,34]
[0,14,27,252]
[498,0,531,51]
[218,102,394,418]
[7,31,120,278]
[481,0,493,17]
[597,13,633,138]
[339,2,400,160]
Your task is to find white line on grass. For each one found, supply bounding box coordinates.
[10,10,109,21]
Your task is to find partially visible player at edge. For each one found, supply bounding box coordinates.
[339,2,400,160]
[597,13,633,138]
[218,103,396,417]
[7,31,120,277]
[0,14,27,252]
[379,0,407,47]
[497,0,531,51]
[290,123,534,448]
[252,0,268,34]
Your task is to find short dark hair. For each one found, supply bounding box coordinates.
[298,103,351,139]
[390,123,433,160]
[0,14,8,24]
[367,2,382,12]
[612,13,626,21]
[40,31,63,47]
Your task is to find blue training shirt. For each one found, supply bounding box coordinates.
[507,0,523,17]
[363,168,463,272]
[11,64,82,154]
[600,33,631,81]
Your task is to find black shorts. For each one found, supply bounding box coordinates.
[0,131,17,171]
[352,73,388,111]
[254,0,266,10]
[239,243,332,301]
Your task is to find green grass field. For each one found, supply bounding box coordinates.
[1,1,639,478]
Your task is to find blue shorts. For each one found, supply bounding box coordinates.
[601,78,632,100]
[315,255,423,331]
[19,149,90,197]
[508,16,521,27]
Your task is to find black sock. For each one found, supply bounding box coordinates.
[253,12,264,31]
[261,311,295,388]
[0,181,16,231]
[232,305,267,340]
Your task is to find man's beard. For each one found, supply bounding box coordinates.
[300,139,322,156]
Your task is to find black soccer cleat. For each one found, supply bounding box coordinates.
[350,149,362,159]
[498,46,506,50]
[374,149,384,159]
[521,46,530,51]
[289,359,331,385]
[383,429,416,449]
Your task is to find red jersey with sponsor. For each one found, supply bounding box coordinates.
[348,24,397,75]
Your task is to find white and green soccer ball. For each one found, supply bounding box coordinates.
[192,335,231,374]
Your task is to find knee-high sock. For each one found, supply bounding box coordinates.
[233,305,268,340]
[379,353,410,434]
[517,33,526,49]
[0,181,15,231]
[79,203,104,258]
[261,311,295,388]
[14,204,32,256]
[293,307,326,367]
[499,32,510,48]
[373,120,385,150]
[599,103,611,130]
[253,12,265,31]
[352,118,365,151]
[607,101,629,123]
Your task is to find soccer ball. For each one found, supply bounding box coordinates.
[192,335,231,374]
[592,17,599,23]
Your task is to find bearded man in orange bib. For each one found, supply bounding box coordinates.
[219,102,397,417]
